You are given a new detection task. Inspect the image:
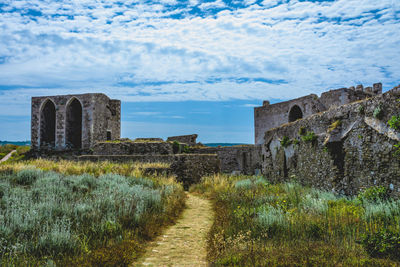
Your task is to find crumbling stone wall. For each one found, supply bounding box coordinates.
[261,85,400,196]
[92,141,173,155]
[254,83,382,145]
[31,93,120,151]
[189,145,261,175]
[167,134,198,146]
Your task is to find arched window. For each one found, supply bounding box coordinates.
[65,98,82,149]
[40,99,56,149]
[289,105,303,122]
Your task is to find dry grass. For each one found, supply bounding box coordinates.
[0,159,171,180]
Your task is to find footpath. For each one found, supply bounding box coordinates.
[134,194,213,267]
[0,150,16,163]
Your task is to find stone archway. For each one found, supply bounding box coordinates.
[289,105,303,122]
[40,99,56,148]
[65,98,82,149]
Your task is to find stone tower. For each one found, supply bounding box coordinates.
[31,93,120,150]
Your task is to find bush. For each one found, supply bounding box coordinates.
[301,131,317,143]
[14,169,43,185]
[373,105,384,120]
[359,229,400,260]
[280,136,292,148]
[388,115,400,131]
[357,186,388,204]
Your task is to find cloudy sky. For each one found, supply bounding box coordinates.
[0,0,399,143]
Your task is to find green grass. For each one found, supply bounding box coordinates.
[0,145,30,162]
[190,175,400,266]
[0,162,185,266]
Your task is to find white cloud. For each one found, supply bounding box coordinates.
[198,0,226,10]
[0,0,399,107]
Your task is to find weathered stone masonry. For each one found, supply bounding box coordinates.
[254,83,382,145]
[31,93,120,150]
[260,85,400,196]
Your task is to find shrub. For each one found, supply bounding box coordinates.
[257,205,287,233]
[36,218,78,257]
[373,105,384,120]
[394,142,400,157]
[14,169,43,185]
[301,131,317,143]
[388,115,400,131]
[280,136,292,148]
[357,186,388,204]
[359,229,400,260]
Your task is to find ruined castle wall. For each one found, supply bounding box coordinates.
[167,134,198,146]
[188,145,261,174]
[254,94,325,145]
[92,141,173,155]
[31,93,120,151]
[109,100,121,140]
[261,86,400,196]
[92,94,121,143]
[319,86,380,110]
[31,94,95,150]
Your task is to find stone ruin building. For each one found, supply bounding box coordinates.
[254,83,382,145]
[31,93,120,150]
[255,82,400,196]
[30,83,400,195]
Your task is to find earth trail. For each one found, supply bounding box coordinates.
[0,150,16,163]
[134,193,213,267]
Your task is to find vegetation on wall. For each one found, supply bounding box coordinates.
[328,120,342,133]
[301,131,317,143]
[388,115,400,131]
[373,105,384,120]
[280,136,292,148]
[191,175,400,266]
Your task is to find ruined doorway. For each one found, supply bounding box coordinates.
[40,100,56,148]
[65,98,82,149]
[289,105,303,122]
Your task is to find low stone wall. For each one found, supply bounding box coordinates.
[261,85,400,196]
[188,145,261,175]
[77,154,220,189]
[167,134,198,146]
[92,141,173,155]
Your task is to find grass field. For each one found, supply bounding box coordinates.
[0,144,30,162]
[191,174,400,266]
[0,159,185,266]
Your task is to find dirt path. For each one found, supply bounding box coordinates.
[134,193,213,267]
[0,150,16,163]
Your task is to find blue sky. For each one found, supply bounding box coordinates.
[0,0,399,143]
